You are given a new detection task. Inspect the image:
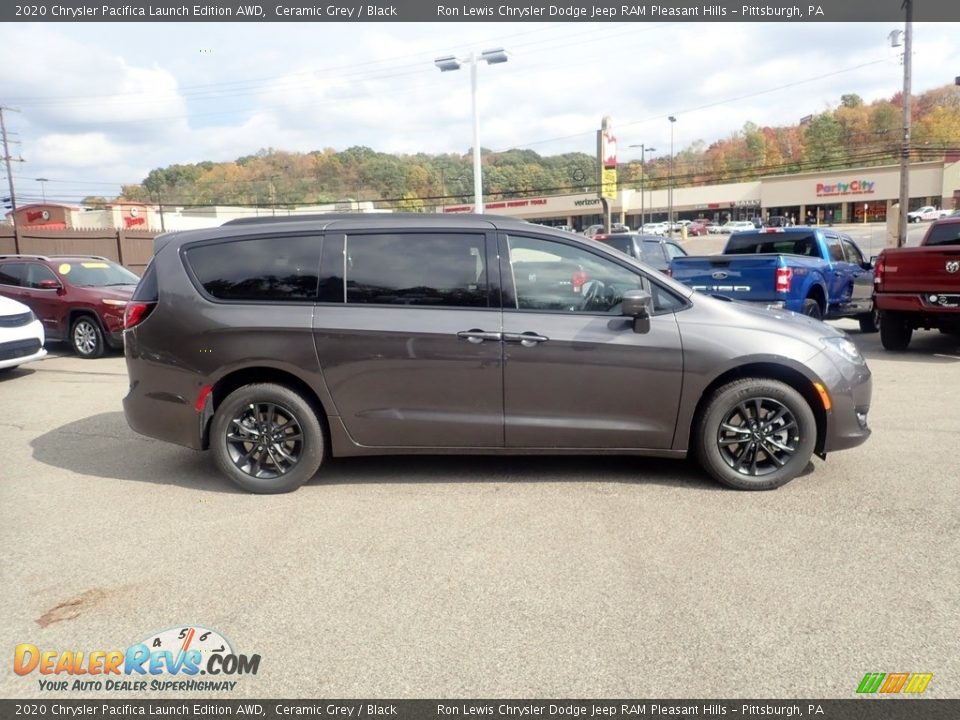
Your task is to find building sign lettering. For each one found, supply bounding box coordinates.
[816,180,876,197]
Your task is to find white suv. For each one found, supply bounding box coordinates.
[0,296,46,373]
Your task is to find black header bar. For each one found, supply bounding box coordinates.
[1,700,959,720]
[3,0,960,23]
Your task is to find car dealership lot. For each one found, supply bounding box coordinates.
[2,324,958,699]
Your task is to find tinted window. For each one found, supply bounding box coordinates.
[601,235,634,256]
[925,223,960,246]
[24,263,59,288]
[0,262,24,287]
[725,232,818,256]
[345,233,487,308]
[186,235,321,301]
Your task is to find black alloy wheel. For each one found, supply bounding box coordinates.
[697,378,816,490]
[211,383,325,493]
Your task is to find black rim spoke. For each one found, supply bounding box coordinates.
[718,396,800,477]
[225,401,304,480]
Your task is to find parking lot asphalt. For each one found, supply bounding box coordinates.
[2,304,958,699]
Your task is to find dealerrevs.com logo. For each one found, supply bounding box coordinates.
[14,626,260,692]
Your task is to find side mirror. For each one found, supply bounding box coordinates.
[866,255,878,270]
[38,279,61,290]
[622,289,653,319]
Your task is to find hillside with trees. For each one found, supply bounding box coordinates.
[117,84,960,210]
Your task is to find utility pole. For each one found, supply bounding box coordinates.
[1,105,23,252]
[897,1,913,247]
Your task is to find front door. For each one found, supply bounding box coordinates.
[499,232,684,449]
[315,230,504,449]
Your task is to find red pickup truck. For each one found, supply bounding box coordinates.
[873,216,960,350]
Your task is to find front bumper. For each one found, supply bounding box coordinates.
[810,349,873,453]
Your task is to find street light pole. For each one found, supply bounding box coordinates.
[37,177,48,203]
[896,2,913,247]
[435,48,509,215]
[628,144,655,228]
[668,116,677,230]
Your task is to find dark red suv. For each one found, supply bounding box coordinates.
[0,254,140,358]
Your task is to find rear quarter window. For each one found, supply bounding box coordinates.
[185,235,322,301]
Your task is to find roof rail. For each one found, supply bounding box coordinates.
[0,253,51,261]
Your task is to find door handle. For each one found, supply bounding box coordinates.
[457,329,502,344]
[503,332,549,347]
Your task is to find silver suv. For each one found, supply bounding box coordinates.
[122,214,871,493]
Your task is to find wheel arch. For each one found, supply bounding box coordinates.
[805,282,827,314]
[688,362,827,456]
[205,366,330,452]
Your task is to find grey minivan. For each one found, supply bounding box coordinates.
[122,214,871,493]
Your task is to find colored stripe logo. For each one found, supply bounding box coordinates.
[857,673,933,694]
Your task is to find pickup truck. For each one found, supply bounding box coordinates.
[670,227,877,331]
[907,205,950,223]
[873,216,960,350]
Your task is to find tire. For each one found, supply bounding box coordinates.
[210,383,325,494]
[858,309,880,333]
[801,298,822,320]
[71,316,105,359]
[880,312,913,351]
[696,378,817,491]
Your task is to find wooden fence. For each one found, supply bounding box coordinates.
[0,227,157,276]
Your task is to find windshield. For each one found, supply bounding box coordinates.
[58,260,140,287]
[924,224,960,246]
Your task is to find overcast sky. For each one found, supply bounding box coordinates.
[2,21,958,204]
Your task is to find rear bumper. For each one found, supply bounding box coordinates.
[875,292,960,314]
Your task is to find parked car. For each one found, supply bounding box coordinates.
[593,233,688,274]
[767,215,790,228]
[707,222,724,234]
[686,221,710,237]
[641,222,669,236]
[670,227,877,330]
[123,214,871,494]
[582,224,606,238]
[0,295,46,373]
[907,206,950,223]
[0,254,140,358]
[720,220,756,234]
[873,216,960,350]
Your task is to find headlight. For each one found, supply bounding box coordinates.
[821,336,863,365]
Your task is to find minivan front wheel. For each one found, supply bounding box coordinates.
[696,378,816,490]
[211,383,325,493]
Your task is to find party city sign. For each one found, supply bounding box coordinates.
[815,179,876,197]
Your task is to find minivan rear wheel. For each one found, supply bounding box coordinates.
[211,383,325,493]
[696,378,816,490]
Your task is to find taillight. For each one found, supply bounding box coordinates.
[123,302,155,329]
[873,256,885,289]
[775,266,793,293]
[572,271,588,293]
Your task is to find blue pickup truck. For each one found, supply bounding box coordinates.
[670,227,878,332]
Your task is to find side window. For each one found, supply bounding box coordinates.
[0,262,25,287]
[506,234,645,314]
[841,238,864,265]
[824,235,845,263]
[345,233,487,308]
[664,243,686,259]
[185,235,321,301]
[24,264,58,289]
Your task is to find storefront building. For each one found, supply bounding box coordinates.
[442,157,960,230]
